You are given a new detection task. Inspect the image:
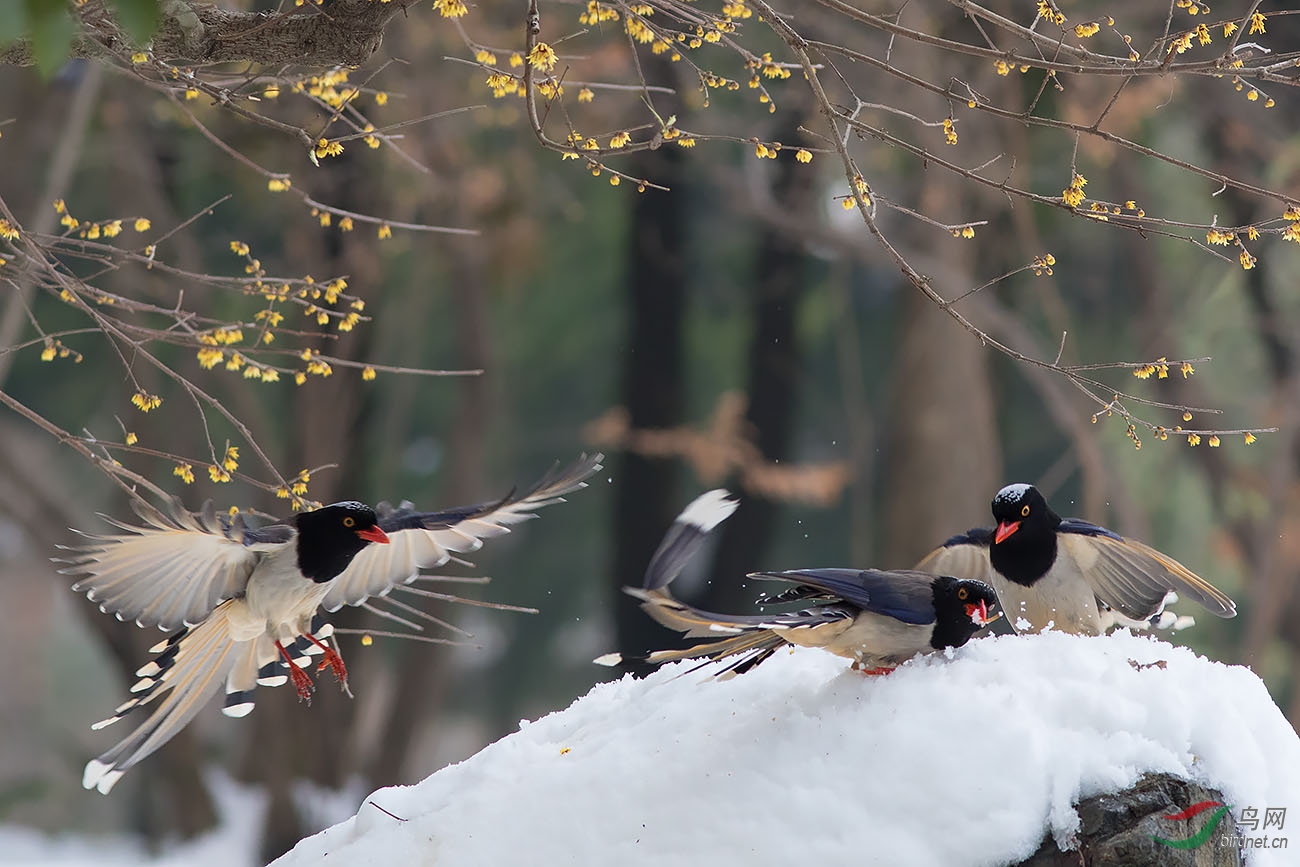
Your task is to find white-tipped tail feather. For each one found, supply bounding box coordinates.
[84,600,267,794]
[677,490,739,534]
[642,490,739,593]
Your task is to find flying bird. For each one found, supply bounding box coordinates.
[915,482,1236,636]
[596,490,998,678]
[65,453,603,794]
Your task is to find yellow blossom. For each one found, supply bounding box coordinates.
[174,463,195,484]
[1180,361,1194,378]
[942,118,957,146]
[362,366,377,381]
[1208,435,1220,447]
[260,369,280,383]
[1249,12,1265,35]
[1187,433,1201,447]
[131,52,149,64]
[208,465,231,483]
[378,224,392,240]
[1206,228,1233,245]
[197,347,224,369]
[133,218,151,232]
[294,371,307,386]
[795,148,812,163]
[339,217,354,232]
[578,87,594,103]
[103,220,122,237]
[268,177,291,192]
[529,43,558,73]
[610,132,631,148]
[433,0,467,17]
[40,342,56,362]
[1074,23,1100,38]
[1244,432,1256,445]
[223,446,239,472]
[131,391,161,412]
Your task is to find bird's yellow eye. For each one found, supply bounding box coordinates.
[343,516,356,528]
[957,587,969,601]
[1021,504,1030,517]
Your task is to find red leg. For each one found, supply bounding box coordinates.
[857,665,896,677]
[305,632,348,687]
[276,640,314,702]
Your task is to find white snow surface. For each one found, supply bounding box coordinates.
[277,631,1300,867]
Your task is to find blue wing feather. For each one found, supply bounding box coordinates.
[940,527,994,548]
[757,568,937,625]
[1057,518,1123,542]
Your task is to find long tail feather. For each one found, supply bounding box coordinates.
[84,601,247,794]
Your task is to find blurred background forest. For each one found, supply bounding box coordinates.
[0,0,1298,862]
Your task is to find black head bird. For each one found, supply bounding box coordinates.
[64,453,602,793]
[915,483,1236,636]
[596,490,999,678]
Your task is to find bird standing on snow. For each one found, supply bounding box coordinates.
[596,490,999,678]
[914,483,1236,636]
[65,453,602,793]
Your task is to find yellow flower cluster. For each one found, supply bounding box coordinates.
[315,138,345,159]
[1036,0,1065,26]
[433,0,467,17]
[131,391,162,412]
[1061,173,1087,208]
[579,1,619,25]
[529,43,558,73]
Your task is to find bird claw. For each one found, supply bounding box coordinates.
[288,661,315,703]
[277,640,316,703]
[316,647,349,689]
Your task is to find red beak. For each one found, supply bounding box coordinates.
[994,520,1020,544]
[356,525,390,544]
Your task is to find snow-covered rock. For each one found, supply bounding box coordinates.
[275,631,1300,867]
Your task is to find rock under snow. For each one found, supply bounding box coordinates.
[275,631,1300,867]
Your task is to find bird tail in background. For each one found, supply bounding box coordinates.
[597,489,790,676]
[83,600,280,794]
[642,489,738,592]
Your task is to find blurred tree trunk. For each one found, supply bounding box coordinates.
[882,174,1002,565]
[611,57,687,666]
[239,147,382,863]
[366,242,490,788]
[703,107,814,610]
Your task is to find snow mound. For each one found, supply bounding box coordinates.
[276,631,1300,867]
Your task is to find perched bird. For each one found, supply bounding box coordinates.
[65,453,602,793]
[596,490,998,678]
[915,482,1236,636]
